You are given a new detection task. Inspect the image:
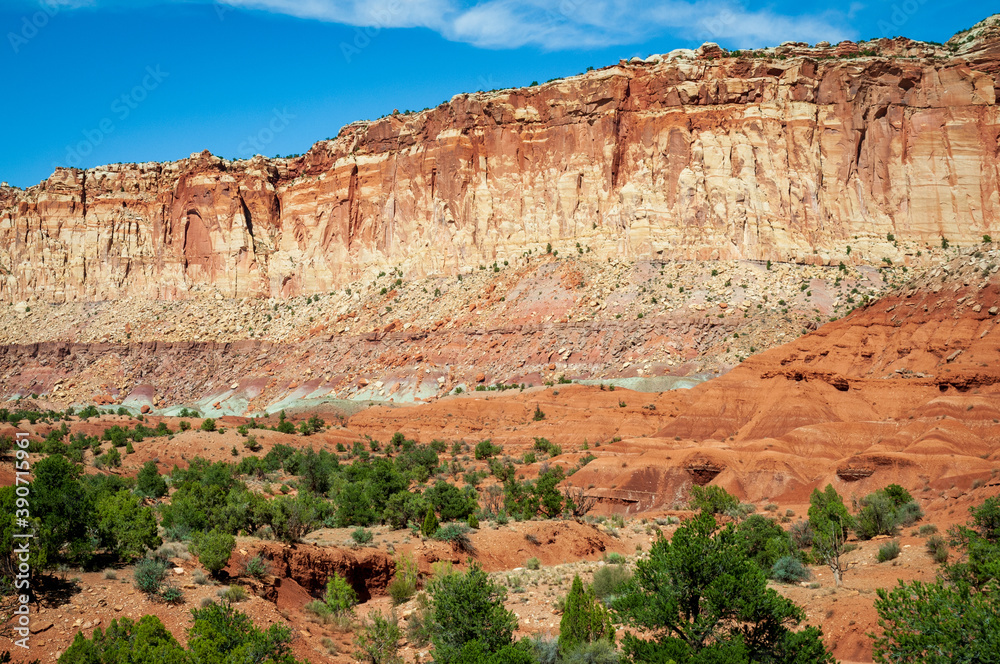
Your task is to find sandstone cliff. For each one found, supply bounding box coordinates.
[1,18,999,303]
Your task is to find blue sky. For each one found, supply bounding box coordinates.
[0,0,993,188]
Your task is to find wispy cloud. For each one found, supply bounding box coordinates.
[25,0,859,50]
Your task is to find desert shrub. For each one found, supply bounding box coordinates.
[725,502,757,520]
[467,513,479,529]
[353,610,403,664]
[427,562,517,664]
[242,554,269,579]
[856,487,923,540]
[874,577,1000,662]
[926,535,949,564]
[94,489,161,562]
[219,585,247,603]
[425,481,478,521]
[790,520,815,549]
[562,640,621,664]
[895,500,924,527]
[269,490,334,543]
[592,565,632,602]
[325,573,358,614]
[604,552,626,565]
[532,437,562,457]
[878,540,901,563]
[133,557,168,596]
[388,554,419,606]
[525,557,541,570]
[474,439,502,460]
[189,529,236,576]
[160,585,184,604]
[735,514,796,574]
[882,484,913,506]
[406,593,434,647]
[919,524,939,536]
[383,491,429,530]
[771,556,811,583]
[352,527,374,545]
[136,460,168,498]
[421,509,440,537]
[612,512,833,663]
[200,418,217,432]
[559,575,615,654]
[434,523,473,552]
[528,633,560,664]
[689,485,739,514]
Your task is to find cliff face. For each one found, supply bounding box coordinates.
[2,22,999,303]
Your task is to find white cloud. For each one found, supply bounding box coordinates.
[220,0,454,30]
[33,0,859,50]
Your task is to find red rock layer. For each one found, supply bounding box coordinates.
[0,26,998,303]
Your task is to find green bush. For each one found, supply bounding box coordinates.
[133,557,169,596]
[689,485,739,514]
[873,578,1000,662]
[388,554,419,605]
[474,439,502,460]
[200,418,217,432]
[612,512,833,663]
[562,640,621,664]
[592,565,632,601]
[190,529,236,576]
[428,562,518,664]
[559,575,614,654]
[735,514,796,574]
[352,527,374,545]
[771,556,811,583]
[353,610,403,664]
[926,535,949,564]
[525,557,541,570]
[242,555,269,579]
[877,540,901,563]
[324,573,358,614]
[219,585,247,603]
[426,481,478,521]
[57,615,189,663]
[160,585,184,604]
[790,520,814,549]
[136,461,168,498]
[604,552,625,565]
[95,490,161,562]
[421,509,440,537]
[434,524,473,552]
[856,487,923,540]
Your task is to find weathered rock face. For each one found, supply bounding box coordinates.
[1,21,999,303]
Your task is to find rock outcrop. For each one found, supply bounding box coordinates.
[1,18,999,303]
